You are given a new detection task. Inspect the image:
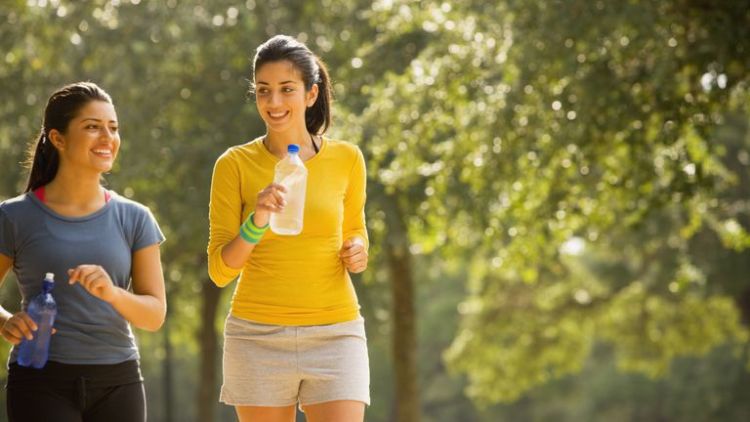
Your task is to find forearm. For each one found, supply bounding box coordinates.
[109,288,165,332]
[220,210,269,269]
[220,236,258,269]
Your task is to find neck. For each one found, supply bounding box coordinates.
[44,166,103,206]
[265,126,315,158]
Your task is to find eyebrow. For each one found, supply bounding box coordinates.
[81,118,117,123]
[256,81,298,85]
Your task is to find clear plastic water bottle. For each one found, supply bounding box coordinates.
[17,272,57,369]
[270,144,307,235]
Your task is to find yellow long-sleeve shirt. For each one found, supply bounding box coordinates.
[207,137,368,326]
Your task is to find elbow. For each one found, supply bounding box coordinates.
[139,321,163,332]
[139,302,167,332]
[207,266,232,288]
[207,252,237,288]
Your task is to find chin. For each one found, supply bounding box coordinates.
[264,119,292,132]
[94,163,115,173]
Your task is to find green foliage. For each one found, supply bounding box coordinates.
[346,0,750,405]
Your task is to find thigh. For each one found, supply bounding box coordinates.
[7,385,82,422]
[83,382,146,422]
[235,404,297,422]
[220,315,300,407]
[298,318,370,406]
[302,400,365,422]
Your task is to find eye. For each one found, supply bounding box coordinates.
[257,88,269,95]
[282,87,295,93]
[86,124,99,130]
[110,126,119,133]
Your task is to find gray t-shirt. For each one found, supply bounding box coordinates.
[0,191,164,365]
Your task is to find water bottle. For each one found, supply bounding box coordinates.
[270,144,307,235]
[17,272,57,369]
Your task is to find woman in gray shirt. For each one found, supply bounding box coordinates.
[0,82,166,422]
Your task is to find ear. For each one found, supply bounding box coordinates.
[48,129,66,151]
[306,83,319,108]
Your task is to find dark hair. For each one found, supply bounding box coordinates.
[24,82,112,192]
[251,35,333,135]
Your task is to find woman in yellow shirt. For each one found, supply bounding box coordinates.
[207,35,369,422]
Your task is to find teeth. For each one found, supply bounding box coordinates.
[269,111,287,118]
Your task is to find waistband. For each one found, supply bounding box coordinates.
[7,359,143,389]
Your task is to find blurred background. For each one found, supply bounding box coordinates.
[1,1,750,421]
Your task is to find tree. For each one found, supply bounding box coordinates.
[344,0,750,405]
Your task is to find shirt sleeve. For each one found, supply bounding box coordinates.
[0,207,15,259]
[342,146,369,250]
[132,205,165,252]
[207,152,244,287]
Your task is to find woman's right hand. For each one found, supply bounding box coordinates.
[1,312,38,345]
[253,183,287,227]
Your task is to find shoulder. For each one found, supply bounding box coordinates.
[108,192,155,219]
[0,193,36,218]
[323,138,363,162]
[217,138,265,164]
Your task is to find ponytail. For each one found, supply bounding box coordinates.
[24,130,59,192]
[305,57,332,135]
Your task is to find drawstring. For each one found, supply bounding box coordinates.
[75,376,87,410]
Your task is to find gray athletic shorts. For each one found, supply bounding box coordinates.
[220,314,370,407]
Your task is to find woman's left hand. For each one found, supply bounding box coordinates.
[339,237,368,274]
[68,265,120,304]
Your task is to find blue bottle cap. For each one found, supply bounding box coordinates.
[288,144,300,153]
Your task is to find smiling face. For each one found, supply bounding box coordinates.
[254,60,318,134]
[49,100,120,174]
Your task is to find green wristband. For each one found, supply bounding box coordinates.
[239,212,268,244]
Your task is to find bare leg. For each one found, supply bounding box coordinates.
[302,400,365,422]
[235,405,297,422]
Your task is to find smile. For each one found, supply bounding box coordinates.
[92,149,113,158]
[268,111,289,119]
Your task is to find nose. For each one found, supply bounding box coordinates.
[268,91,282,107]
[101,127,116,139]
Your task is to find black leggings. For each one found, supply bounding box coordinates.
[6,360,146,422]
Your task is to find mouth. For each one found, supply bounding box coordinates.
[267,110,290,121]
[91,149,114,159]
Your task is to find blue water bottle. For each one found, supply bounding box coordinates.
[17,272,57,368]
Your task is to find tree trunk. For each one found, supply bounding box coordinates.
[384,193,421,422]
[738,287,750,326]
[196,279,222,422]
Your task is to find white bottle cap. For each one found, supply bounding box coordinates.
[45,272,55,281]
